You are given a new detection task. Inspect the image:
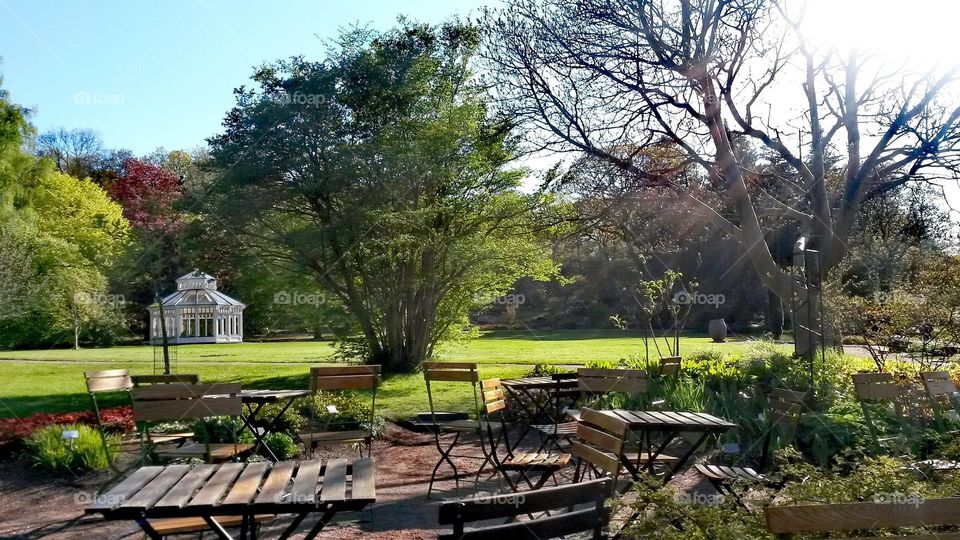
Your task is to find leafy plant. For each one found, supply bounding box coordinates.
[260,432,300,460]
[23,423,118,474]
[299,392,383,436]
[191,417,254,444]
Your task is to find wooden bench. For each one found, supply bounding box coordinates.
[438,478,611,540]
[765,498,960,538]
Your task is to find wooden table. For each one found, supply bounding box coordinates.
[85,458,375,540]
[601,409,736,483]
[501,376,579,450]
[237,390,314,461]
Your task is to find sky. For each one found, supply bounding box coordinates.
[0,0,959,214]
[0,0,490,155]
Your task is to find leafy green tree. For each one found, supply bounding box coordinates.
[207,20,556,371]
[0,77,129,348]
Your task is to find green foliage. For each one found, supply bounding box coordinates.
[260,432,300,460]
[250,402,305,435]
[191,417,254,444]
[797,407,870,468]
[207,19,558,372]
[300,392,383,436]
[619,475,771,540]
[23,423,118,474]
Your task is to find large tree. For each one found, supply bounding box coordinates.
[207,21,556,371]
[484,0,960,353]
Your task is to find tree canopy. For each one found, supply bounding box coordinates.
[207,20,557,371]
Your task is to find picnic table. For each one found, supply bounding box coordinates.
[500,376,579,450]
[236,389,313,461]
[600,409,736,482]
[85,458,375,540]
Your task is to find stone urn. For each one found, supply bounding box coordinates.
[708,318,727,343]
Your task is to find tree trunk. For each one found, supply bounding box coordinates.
[766,289,783,339]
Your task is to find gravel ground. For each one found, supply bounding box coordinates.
[0,423,711,539]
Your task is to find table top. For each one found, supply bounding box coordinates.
[501,376,578,390]
[240,389,313,403]
[85,458,375,519]
[601,409,736,431]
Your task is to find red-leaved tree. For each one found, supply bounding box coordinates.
[107,158,182,233]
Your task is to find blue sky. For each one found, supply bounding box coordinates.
[0,0,491,155]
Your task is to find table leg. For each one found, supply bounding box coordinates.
[278,513,309,540]
[240,403,280,461]
[135,515,162,540]
[662,431,712,483]
[304,507,338,539]
[203,516,235,540]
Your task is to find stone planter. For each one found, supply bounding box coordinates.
[708,318,727,343]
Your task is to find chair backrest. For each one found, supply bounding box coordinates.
[765,498,960,538]
[424,362,481,420]
[767,387,806,430]
[852,372,899,402]
[921,371,958,399]
[572,408,630,493]
[577,368,648,394]
[481,378,506,416]
[131,374,199,387]
[438,478,611,540]
[658,356,682,377]
[309,365,380,392]
[131,383,242,423]
[84,369,133,394]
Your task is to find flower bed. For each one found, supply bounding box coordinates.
[0,406,133,447]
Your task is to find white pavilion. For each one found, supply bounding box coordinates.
[148,270,246,344]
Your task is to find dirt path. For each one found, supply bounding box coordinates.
[0,423,710,539]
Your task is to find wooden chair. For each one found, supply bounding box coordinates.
[534,368,648,452]
[765,498,960,538]
[438,478,612,540]
[131,382,253,463]
[695,387,806,504]
[423,362,488,497]
[571,408,631,497]
[481,378,572,491]
[300,365,381,457]
[657,356,682,377]
[83,369,134,474]
[921,371,960,430]
[852,372,904,452]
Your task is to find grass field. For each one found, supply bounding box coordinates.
[0,330,781,420]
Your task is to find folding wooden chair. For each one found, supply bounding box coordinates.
[131,382,252,463]
[765,498,960,538]
[438,478,612,540]
[423,362,490,498]
[534,368,648,453]
[83,369,135,474]
[920,371,960,431]
[571,408,631,497]
[480,378,572,492]
[852,372,904,453]
[696,387,806,505]
[300,365,381,457]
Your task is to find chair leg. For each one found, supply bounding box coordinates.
[427,432,461,499]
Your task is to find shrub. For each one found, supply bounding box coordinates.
[249,402,305,435]
[261,432,300,460]
[191,417,255,444]
[23,423,118,473]
[299,392,383,436]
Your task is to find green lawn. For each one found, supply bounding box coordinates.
[0,330,780,420]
